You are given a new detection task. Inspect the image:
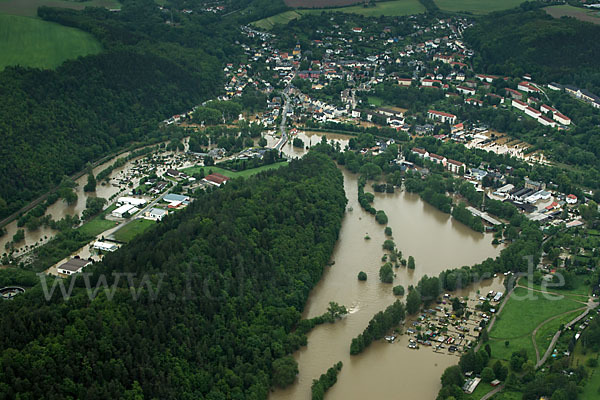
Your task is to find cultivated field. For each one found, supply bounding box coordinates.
[0,14,102,70]
[284,0,364,7]
[434,0,523,14]
[253,0,425,29]
[545,4,600,25]
[252,10,307,30]
[0,0,120,17]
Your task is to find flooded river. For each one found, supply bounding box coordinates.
[272,134,504,400]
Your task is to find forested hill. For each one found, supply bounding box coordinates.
[465,8,600,94]
[0,0,286,220]
[0,152,347,399]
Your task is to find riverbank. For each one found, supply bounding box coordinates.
[270,165,502,400]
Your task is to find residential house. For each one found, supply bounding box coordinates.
[427,110,457,124]
[457,85,476,95]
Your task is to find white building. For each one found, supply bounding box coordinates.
[145,208,168,221]
[447,159,465,174]
[538,115,556,127]
[112,204,137,218]
[427,109,457,124]
[117,197,147,207]
[554,112,571,125]
[511,99,527,111]
[93,241,118,252]
[456,85,476,95]
[57,258,91,276]
[525,107,542,119]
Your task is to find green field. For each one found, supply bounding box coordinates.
[534,310,582,357]
[78,204,118,238]
[434,0,524,15]
[0,0,120,17]
[571,341,600,399]
[183,161,288,179]
[0,14,102,70]
[367,96,385,106]
[488,287,583,361]
[113,218,155,243]
[252,0,425,30]
[518,275,591,298]
[252,10,307,30]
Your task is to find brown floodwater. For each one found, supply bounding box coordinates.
[270,150,504,399]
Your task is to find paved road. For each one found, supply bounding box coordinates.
[480,384,505,400]
[475,283,516,352]
[532,306,587,365]
[107,182,174,241]
[274,74,295,152]
[536,306,595,368]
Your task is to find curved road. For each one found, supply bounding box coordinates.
[532,306,587,365]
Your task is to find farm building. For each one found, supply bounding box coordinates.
[58,258,91,276]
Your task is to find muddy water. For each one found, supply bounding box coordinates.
[0,144,180,255]
[271,163,504,400]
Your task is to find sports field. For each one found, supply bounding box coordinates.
[252,0,425,29]
[0,14,102,70]
[545,4,600,25]
[0,0,120,17]
[434,0,523,15]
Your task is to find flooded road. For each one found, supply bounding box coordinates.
[272,138,503,400]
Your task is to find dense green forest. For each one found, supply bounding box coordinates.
[465,7,600,94]
[0,0,287,221]
[0,153,347,399]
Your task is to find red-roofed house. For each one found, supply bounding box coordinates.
[447,159,465,174]
[540,104,557,114]
[525,107,542,119]
[427,110,457,124]
[538,115,556,127]
[517,82,540,93]
[505,88,523,100]
[398,78,413,87]
[426,153,447,166]
[511,99,527,111]
[465,98,483,107]
[457,85,476,95]
[203,173,230,187]
[411,147,429,158]
[553,112,571,126]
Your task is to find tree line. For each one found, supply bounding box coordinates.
[0,153,347,399]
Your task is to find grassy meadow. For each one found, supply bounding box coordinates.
[434,0,524,15]
[0,14,102,70]
[113,218,155,243]
[252,0,425,30]
[183,161,288,179]
[487,287,583,361]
